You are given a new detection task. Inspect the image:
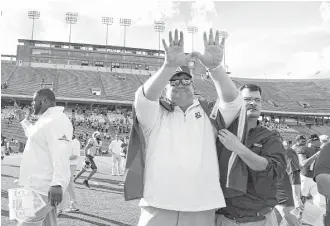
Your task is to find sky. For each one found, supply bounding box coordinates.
[1,0,330,79]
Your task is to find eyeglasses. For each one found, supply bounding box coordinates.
[244,97,262,103]
[169,79,193,86]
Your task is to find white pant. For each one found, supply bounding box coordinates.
[121,156,126,170]
[301,174,326,208]
[301,175,317,197]
[112,153,121,175]
[275,205,302,226]
[139,206,215,226]
[59,165,77,210]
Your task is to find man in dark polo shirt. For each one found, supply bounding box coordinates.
[314,141,330,226]
[215,84,286,226]
[276,139,304,226]
[296,134,321,202]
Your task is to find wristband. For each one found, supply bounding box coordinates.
[207,64,222,72]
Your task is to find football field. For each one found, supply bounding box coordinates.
[1,154,140,226]
[1,154,321,226]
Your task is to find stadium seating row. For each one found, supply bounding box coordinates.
[2,63,330,113]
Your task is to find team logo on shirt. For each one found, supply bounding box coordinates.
[175,67,183,73]
[253,143,263,148]
[58,135,69,142]
[195,112,202,119]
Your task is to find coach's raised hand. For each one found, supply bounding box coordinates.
[193,28,239,104]
[192,28,225,69]
[162,29,190,67]
[143,29,191,101]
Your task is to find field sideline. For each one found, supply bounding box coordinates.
[1,154,140,226]
[1,154,311,226]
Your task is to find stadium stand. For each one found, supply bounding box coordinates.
[276,80,330,112]
[3,65,330,113]
[313,79,330,96]
[310,125,330,135]
[1,59,330,152]
[1,62,17,83]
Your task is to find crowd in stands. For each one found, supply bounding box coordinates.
[3,102,327,157]
[69,104,133,148]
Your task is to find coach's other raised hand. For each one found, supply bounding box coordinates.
[192,28,225,69]
[162,29,191,68]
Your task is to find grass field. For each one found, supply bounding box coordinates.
[1,154,140,226]
[1,154,323,226]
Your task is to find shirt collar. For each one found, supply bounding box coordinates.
[249,120,262,133]
[39,106,64,119]
[173,99,200,112]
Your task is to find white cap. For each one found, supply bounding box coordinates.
[92,131,101,138]
[319,134,329,142]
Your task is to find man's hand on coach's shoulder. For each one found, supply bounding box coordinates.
[162,29,192,68]
[192,28,226,69]
[217,129,245,153]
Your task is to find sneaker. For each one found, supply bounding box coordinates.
[83,179,90,188]
[67,207,80,212]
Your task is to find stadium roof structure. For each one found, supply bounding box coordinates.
[18,39,166,55]
[1,93,133,105]
[262,110,330,117]
[1,54,16,58]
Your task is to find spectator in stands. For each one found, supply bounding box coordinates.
[215,84,286,226]
[276,137,304,226]
[109,134,123,176]
[17,88,73,226]
[58,134,80,214]
[319,135,329,149]
[314,142,330,226]
[296,134,321,203]
[291,135,306,151]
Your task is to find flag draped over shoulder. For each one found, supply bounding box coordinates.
[124,98,249,201]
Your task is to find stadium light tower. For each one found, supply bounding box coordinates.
[120,18,131,47]
[65,12,78,43]
[28,11,40,40]
[102,17,113,46]
[187,26,198,51]
[219,31,229,74]
[153,21,165,56]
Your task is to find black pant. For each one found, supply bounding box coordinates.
[86,155,97,170]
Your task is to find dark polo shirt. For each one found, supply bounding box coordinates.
[219,124,287,218]
[313,142,330,222]
[314,142,330,182]
[277,147,301,206]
